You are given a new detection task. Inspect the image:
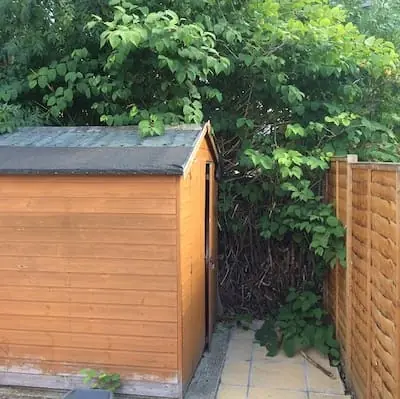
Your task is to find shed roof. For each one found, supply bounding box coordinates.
[0,123,217,176]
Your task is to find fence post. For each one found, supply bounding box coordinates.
[345,155,357,380]
[366,167,372,399]
[334,160,340,336]
[396,168,400,399]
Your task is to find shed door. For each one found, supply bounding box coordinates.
[205,162,217,347]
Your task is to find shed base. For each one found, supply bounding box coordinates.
[0,372,180,398]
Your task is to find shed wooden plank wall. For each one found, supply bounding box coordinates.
[326,157,400,399]
[178,139,214,390]
[0,175,179,390]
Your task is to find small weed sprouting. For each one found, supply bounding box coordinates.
[80,369,122,392]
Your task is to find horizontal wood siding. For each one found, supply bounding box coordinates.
[179,138,214,389]
[0,175,178,385]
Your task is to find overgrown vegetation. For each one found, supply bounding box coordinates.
[81,369,122,392]
[1,0,400,318]
[256,289,340,363]
[338,0,400,48]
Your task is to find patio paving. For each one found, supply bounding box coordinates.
[217,326,351,399]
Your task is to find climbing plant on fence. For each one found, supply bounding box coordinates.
[1,0,400,315]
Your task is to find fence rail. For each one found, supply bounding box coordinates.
[325,155,400,399]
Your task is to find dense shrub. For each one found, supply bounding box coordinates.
[1,0,399,314]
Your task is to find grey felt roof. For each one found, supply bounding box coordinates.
[0,125,206,175]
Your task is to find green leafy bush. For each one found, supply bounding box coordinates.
[1,0,400,314]
[256,289,340,365]
[0,104,41,134]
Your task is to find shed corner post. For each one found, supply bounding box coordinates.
[175,175,184,398]
[395,167,400,399]
[344,154,357,379]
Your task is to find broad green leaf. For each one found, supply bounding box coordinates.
[64,88,74,102]
[326,216,338,227]
[65,72,77,83]
[28,79,37,89]
[47,96,57,106]
[176,71,186,84]
[38,76,48,89]
[109,33,121,49]
[38,67,49,76]
[48,69,57,82]
[55,87,64,97]
[282,337,297,357]
[56,63,67,77]
[50,106,60,118]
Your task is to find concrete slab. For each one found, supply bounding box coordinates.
[216,325,348,399]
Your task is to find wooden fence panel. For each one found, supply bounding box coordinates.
[337,160,348,361]
[350,167,370,398]
[326,158,400,399]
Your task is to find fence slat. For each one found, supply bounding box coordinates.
[396,169,400,399]
[366,168,372,399]
[345,156,356,378]
[335,159,340,338]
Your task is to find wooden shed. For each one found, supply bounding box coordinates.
[0,123,219,398]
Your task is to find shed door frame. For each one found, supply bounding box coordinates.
[204,162,217,348]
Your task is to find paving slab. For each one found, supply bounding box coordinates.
[217,324,350,399]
